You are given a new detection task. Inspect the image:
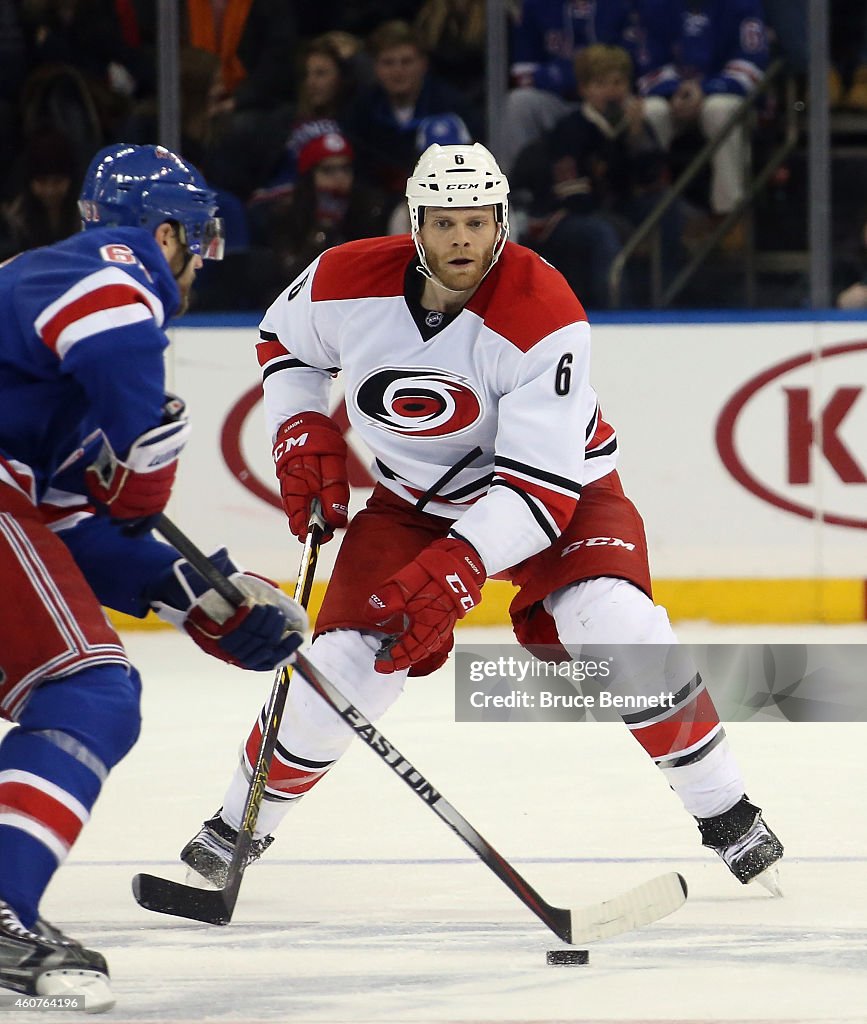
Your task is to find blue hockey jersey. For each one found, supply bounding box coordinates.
[0,226,180,501]
[510,0,633,98]
[631,0,768,98]
[0,227,187,616]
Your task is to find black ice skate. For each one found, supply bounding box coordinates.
[696,796,784,896]
[180,810,274,888]
[0,900,114,1012]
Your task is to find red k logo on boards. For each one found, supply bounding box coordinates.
[716,341,867,529]
[784,386,866,484]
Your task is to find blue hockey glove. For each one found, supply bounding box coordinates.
[150,549,308,671]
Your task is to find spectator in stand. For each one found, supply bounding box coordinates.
[344,19,480,206]
[0,130,80,261]
[250,33,360,214]
[122,45,220,171]
[295,33,358,122]
[501,0,632,171]
[516,44,679,309]
[757,1,867,113]
[261,129,389,298]
[633,0,768,231]
[128,0,299,200]
[181,0,297,123]
[19,0,144,151]
[414,0,487,111]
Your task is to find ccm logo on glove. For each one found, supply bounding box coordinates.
[272,424,308,461]
[445,566,481,611]
[272,412,349,541]
[365,537,486,674]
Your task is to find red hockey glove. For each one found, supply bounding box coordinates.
[150,549,308,672]
[85,418,190,524]
[272,412,349,541]
[365,537,486,674]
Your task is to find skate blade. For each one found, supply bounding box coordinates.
[37,969,115,1013]
[752,863,783,897]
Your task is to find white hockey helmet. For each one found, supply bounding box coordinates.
[406,143,510,278]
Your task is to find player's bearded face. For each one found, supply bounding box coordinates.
[167,233,203,315]
[419,207,499,292]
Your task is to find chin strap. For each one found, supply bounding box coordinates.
[170,222,197,281]
[174,248,195,280]
[413,262,473,296]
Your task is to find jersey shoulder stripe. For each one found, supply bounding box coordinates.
[34,266,164,356]
[312,236,416,302]
[256,333,289,366]
[40,288,154,358]
[468,242,587,353]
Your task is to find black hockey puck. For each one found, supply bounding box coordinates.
[546,949,589,965]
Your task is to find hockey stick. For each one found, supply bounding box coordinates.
[132,506,325,925]
[289,651,687,944]
[133,521,688,943]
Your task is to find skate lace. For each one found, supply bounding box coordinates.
[720,818,772,867]
[197,822,273,863]
[0,904,46,944]
[192,825,233,863]
[0,902,75,949]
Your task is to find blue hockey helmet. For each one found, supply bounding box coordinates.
[79,143,225,259]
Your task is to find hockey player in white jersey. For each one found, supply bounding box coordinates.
[181,143,783,896]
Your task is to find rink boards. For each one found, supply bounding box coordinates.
[126,312,867,627]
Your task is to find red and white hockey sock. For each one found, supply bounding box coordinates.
[623,673,744,818]
[0,735,98,926]
[219,629,407,836]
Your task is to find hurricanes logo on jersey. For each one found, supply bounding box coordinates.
[354,369,483,438]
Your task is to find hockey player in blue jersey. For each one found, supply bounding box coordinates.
[0,144,308,1011]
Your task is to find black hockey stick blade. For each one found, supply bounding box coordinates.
[131,871,237,926]
[291,650,688,944]
[132,509,324,925]
[132,655,295,925]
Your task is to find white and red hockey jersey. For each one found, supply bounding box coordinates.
[256,235,617,576]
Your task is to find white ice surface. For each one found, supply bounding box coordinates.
[10,623,867,1023]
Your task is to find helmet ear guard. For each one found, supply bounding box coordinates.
[406,143,510,278]
[79,144,224,260]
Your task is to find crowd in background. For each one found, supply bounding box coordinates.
[1,1,866,311]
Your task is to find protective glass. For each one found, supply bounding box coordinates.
[185,217,225,261]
